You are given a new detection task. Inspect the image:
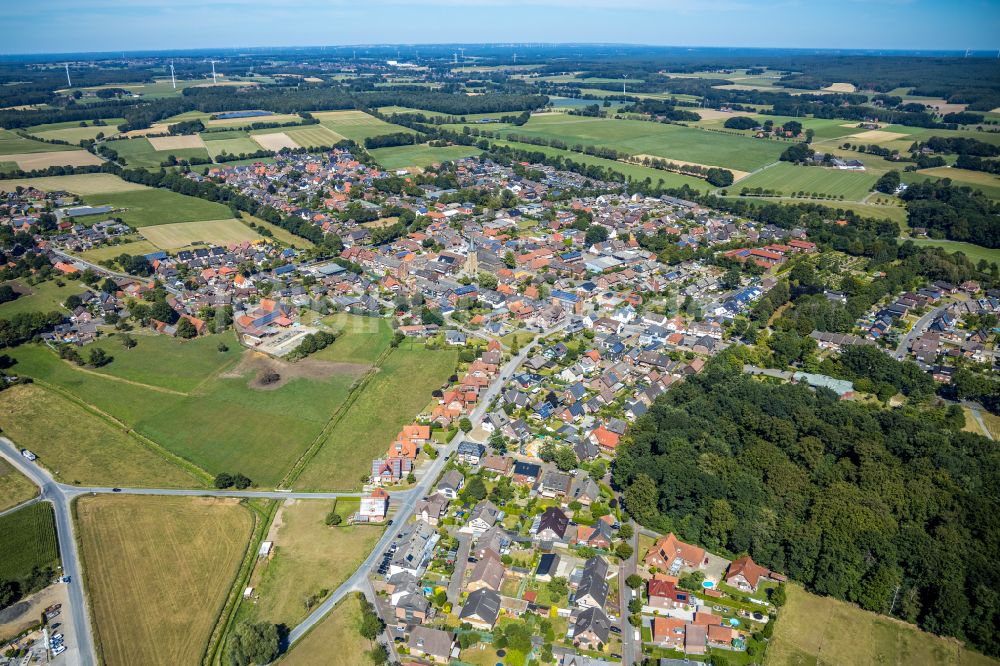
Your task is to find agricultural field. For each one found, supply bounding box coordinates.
[369,143,482,170]
[137,218,263,249]
[0,459,37,513]
[0,383,205,487]
[203,136,264,159]
[81,239,162,262]
[277,594,377,666]
[82,188,232,227]
[0,127,79,155]
[0,172,147,195]
[496,114,787,172]
[0,279,86,317]
[313,314,393,365]
[0,503,59,593]
[103,136,211,169]
[0,149,102,170]
[907,166,1000,200]
[906,238,1000,266]
[313,110,416,143]
[76,495,254,666]
[25,118,124,144]
[294,344,457,491]
[766,584,997,666]
[240,499,383,628]
[735,162,878,200]
[283,125,345,148]
[7,337,366,486]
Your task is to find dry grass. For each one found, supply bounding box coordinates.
[630,153,751,181]
[0,150,102,170]
[0,458,38,512]
[849,129,911,143]
[252,132,299,151]
[147,134,206,150]
[137,218,262,250]
[77,495,254,666]
[243,499,383,627]
[277,595,376,666]
[0,173,148,195]
[823,82,857,93]
[695,108,738,120]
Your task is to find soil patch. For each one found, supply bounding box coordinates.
[823,82,856,93]
[0,584,65,641]
[223,350,369,391]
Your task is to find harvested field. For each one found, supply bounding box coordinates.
[695,108,738,120]
[204,113,301,127]
[631,153,751,181]
[284,125,344,147]
[147,134,206,151]
[138,218,262,249]
[76,495,253,666]
[252,132,299,151]
[122,124,170,138]
[850,129,911,143]
[221,351,369,391]
[823,82,857,92]
[0,150,102,170]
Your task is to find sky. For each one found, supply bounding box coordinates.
[2,0,998,55]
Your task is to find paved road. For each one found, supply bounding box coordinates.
[448,533,473,604]
[0,438,96,666]
[618,520,640,666]
[894,302,951,359]
[59,486,371,501]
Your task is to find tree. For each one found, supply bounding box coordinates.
[119,334,136,349]
[488,429,508,454]
[874,170,901,194]
[88,347,112,368]
[359,609,385,640]
[554,446,577,472]
[175,317,197,339]
[150,299,178,324]
[706,168,734,188]
[465,476,487,501]
[585,224,609,245]
[225,621,280,666]
[367,643,389,665]
[325,509,342,526]
[626,573,643,589]
[589,460,607,482]
[232,473,252,490]
[615,541,634,560]
[623,473,658,525]
[618,523,633,540]
[779,143,815,163]
[214,473,234,489]
[724,116,757,130]
[459,417,473,432]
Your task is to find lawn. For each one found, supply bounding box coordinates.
[0,458,38,512]
[496,114,787,172]
[244,214,315,248]
[313,314,393,365]
[735,163,878,200]
[0,128,78,155]
[765,584,996,666]
[76,495,253,666]
[0,279,86,317]
[277,594,377,666]
[240,499,384,628]
[82,188,233,227]
[0,173,148,196]
[137,218,263,249]
[313,110,416,143]
[369,143,482,170]
[0,383,205,487]
[0,502,59,588]
[294,345,457,491]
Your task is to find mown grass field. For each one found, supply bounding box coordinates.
[137,218,263,249]
[283,125,345,148]
[80,240,162,262]
[0,383,205,487]
[7,338,363,486]
[82,188,232,227]
[0,173,147,195]
[277,594,376,666]
[908,167,1000,200]
[0,502,59,586]
[735,162,878,200]
[724,196,908,225]
[0,279,85,317]
[244,214,315,248]
[203,137,262,159]
[26,119,124,145]
[369,143,482,170]
[240,499,383,628]
[496,114,787,172]
[313,110,416,143]
[295,344,457,491]
[766,584,997,666]
[104,137,211,169]
[76,495,253,666]
[906,238,1000,266]
[0,128,78,155]
[0,458,38,512]
[314,314,393,365]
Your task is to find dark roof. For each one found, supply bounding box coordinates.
[460,587,501,625]
[538,506,569,538]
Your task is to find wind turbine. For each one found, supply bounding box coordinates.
[459,47,465,62]
[211,60,218,84]
[622,74,628,96]
[169,60,176,89]
[453,52,458,64]
[64,63,72,87]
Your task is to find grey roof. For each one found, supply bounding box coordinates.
[460,587,501,625]
[572,606,611,645]
[538,506,569,539]
[576,556,609,608]
[408,626,453,659]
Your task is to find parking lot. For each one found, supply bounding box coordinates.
[0,584,80,665]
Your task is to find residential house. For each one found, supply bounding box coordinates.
[574,556,609,609]
[536,507,570,542]
[571,606,611,651]
[725,555,777,593]
[456,441,486,466]
[467,551,506,593]
[358,488,389,522]
[407,626,454,664]
[644,533,706,573]
[462,500,502,536]
[437,469,465,499]
[647,578,691,610]
[459,588,501,629]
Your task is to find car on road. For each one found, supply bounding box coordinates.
[20,449,36,461]
[609,625,621,634]
[112,487,122,492]
[610,654,621,660]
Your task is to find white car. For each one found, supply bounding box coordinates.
[52,645,66,655]
[20,449,36,461]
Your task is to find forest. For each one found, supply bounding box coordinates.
[615,353,1000,657]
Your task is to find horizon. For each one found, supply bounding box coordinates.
[2,0,998,55]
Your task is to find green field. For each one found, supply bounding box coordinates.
[104,137,211,169]
[0,279,86,317]
[0,173,148,196]
[0,502,59,588]
[278,594,376,666]
[907,167,1000,200]
[495,113,787,172]
[0,459,38,513]
[82,188,232,227]
[26,119,124,145]
[906,238,1000,266]
[295,344,457,491]
[138,218,263,249]
[313,110,416,143]
[0,128,78,155]
[766,584,998,666]
[724,196,907,225]
[203,137,262,159]
[369,143,482,170]
[736,162,878,200]
[81,240,162,262]
[283,125,345,148]
[313,314,393,365]
[0,383,206,487]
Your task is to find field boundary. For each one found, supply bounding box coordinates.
[30,378,212,486]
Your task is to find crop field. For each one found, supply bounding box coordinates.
[146,134,206,151]
[241,499,383,628]
[313,110,415,143]
[82,188,232,227]
[497,114,787,172]
[26,119,124,144]
[204,112,301,127]
[0,128,78,155]
[0,383,205,487]
[104,137,211,168]
[278,595,376,666]
[0,459,37,512]
[295,345,457,491]
[0,503,59,586]
[203,137,262,159]
[0,172,147,195]
[369,143,482,170]
[77,495,253,666]
[138,218,263,249]
[766,584,996,666]
[0,279,86,317]
[251,131,299,151]
[81,240,161,262]
[736,163,878,200]
[7,339,365,486]
[0,150,103,170]
[284,125,345,148]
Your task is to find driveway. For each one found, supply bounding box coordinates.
[447,533,473,604]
